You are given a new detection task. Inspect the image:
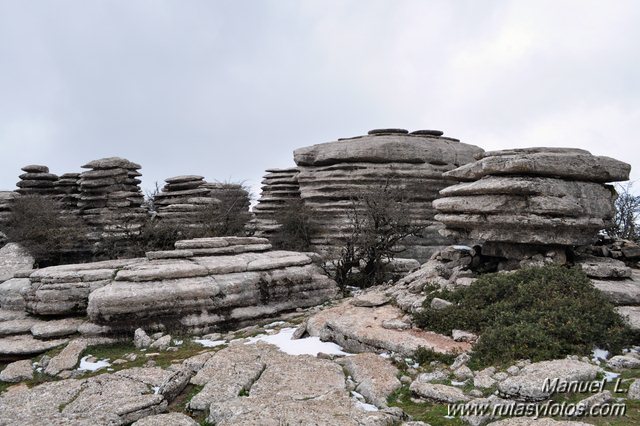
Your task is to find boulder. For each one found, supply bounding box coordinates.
[498,359,599,401]
[341,352,402,407]
[0,335,68,359]
[45,339,88,375]
[616,306,640,330]
[592,271,640,305]
[305,301,470,356]
[409,381,470,403]
[576,255,632,279]
[435,149,629,251]
[0,359,33,382]
[0,243,34,283]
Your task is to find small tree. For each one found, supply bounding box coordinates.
[6,195,90,266]
[608,182,640,242]
[330,182,425,290]
[196,182,253,237]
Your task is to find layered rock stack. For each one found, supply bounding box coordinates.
[202,182,251,216]
[153,175,217,228]
[433,147,631,260]
[253,168,301,237]
[15,165,59,196]
[13,237,337,340]
[291,128,484,262]
[53,173,81,212]
[78,157,147,241]
[0,192,17,234]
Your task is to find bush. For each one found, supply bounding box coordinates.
[413,265,636,368]
[6,195,90,266]
[270,198,318,252]
[607,182,640,242]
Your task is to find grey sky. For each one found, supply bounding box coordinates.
[1,0,638,201]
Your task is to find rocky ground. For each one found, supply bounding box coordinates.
[1,293,639,426]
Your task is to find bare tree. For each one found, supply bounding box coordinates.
[330,182,425,290]
[608,182,640,242]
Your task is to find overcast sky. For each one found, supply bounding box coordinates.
[1,0,638,201]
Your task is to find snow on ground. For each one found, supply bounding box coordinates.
[245,327,351,356]
[78,356,111,372]
[193,338,227,348]
[351,391,379,412]
[592,348,610,363]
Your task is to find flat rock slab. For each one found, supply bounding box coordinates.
[592,272,640,305]
[45,339,88,375]
[0,277,30,310]
[0,335,68,359]
[132,413,198,426]
[306,302,470,356]
[0,318,41,336]
[31,317,85,338]
[0,359,33,382]
[115,259,209,282]
[498,359,599,401]
[341,352,401,407]
[0,243,34,283]
[409,381,470,403]
[350,291,391,307]
[577,256,632,279]
[193,343,401,425]
[616,306,640,330]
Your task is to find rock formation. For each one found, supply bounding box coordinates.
[253,167,301,237]
[78,157,147,243]
[153,175,217,228]
[0,191,16,233]
[15,165,59,196]
[9,237,337,345]
[434,148,631,259]
[291,128,484,262]
[53,172,81,212]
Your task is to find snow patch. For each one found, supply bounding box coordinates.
[245,327,350,356]
[78,356,111,372]
[264,321,285,328]
[351,391,379,412]
[194,339,227,348]
[592,348,610,363]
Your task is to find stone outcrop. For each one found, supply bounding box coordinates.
[153,175,216,227]
[285,128,483,262]
[53,172,81,211]
[78,157,147,243]
[434,148,630,253]
[0,191,17,232]
[253,167,301,237]
[19,237,337,336]
[304,299,470,356]
[15,165,59,196]
[0,243,34,283]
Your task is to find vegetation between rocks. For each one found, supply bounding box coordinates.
[414,265,638,368]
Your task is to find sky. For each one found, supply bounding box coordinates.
[1,0,638,201]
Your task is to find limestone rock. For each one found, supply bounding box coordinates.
[592,270,640,305]
[607,355,640,370]
[435,149,629,250]
[252,167,301,238]
[149,334,171,351]
[0,335,68,358]
[616,306,640,330]
[576,255,632,279]
[498,359,599,401]
[0,243,34,283]
[30,317,84,338]
[132,413,198,426]
[306,301,469,356]
[409,380,470,403]
[628,379,640,400]
[45,339,87,375]
[351,291,391,307]
[134,328,153,349]
[0,278,30,310]
[342,352,401,407]
[288,130,484,263]
[0,359,33,382]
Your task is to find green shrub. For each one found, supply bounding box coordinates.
[413,265,636,368]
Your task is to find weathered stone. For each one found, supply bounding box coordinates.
[607,355,640,370]
[0,335,68,358]
[452,329,477,343]
[409,380,470,403]
[490,419,593,426]
[628,379,640,400]
[616,306,640,330]
[21,164,50,173]
[82,157,141,170]
[30,318,84,338]
[134,328,153,349]
[132,413,198,426]
[430,297,453,310]
[306,302,469,356]
[473,373,496,389]
[0,243,34,283]
[592,271,640,305]
[342,352,401,407]
[577,256,632,279]
[351,291,391,307]
[45,339,87,375]
[0,317,40,336]
[0,278,30,310]
[150,334,172,351]
[0,359,33,382]
[498,359,599,401]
